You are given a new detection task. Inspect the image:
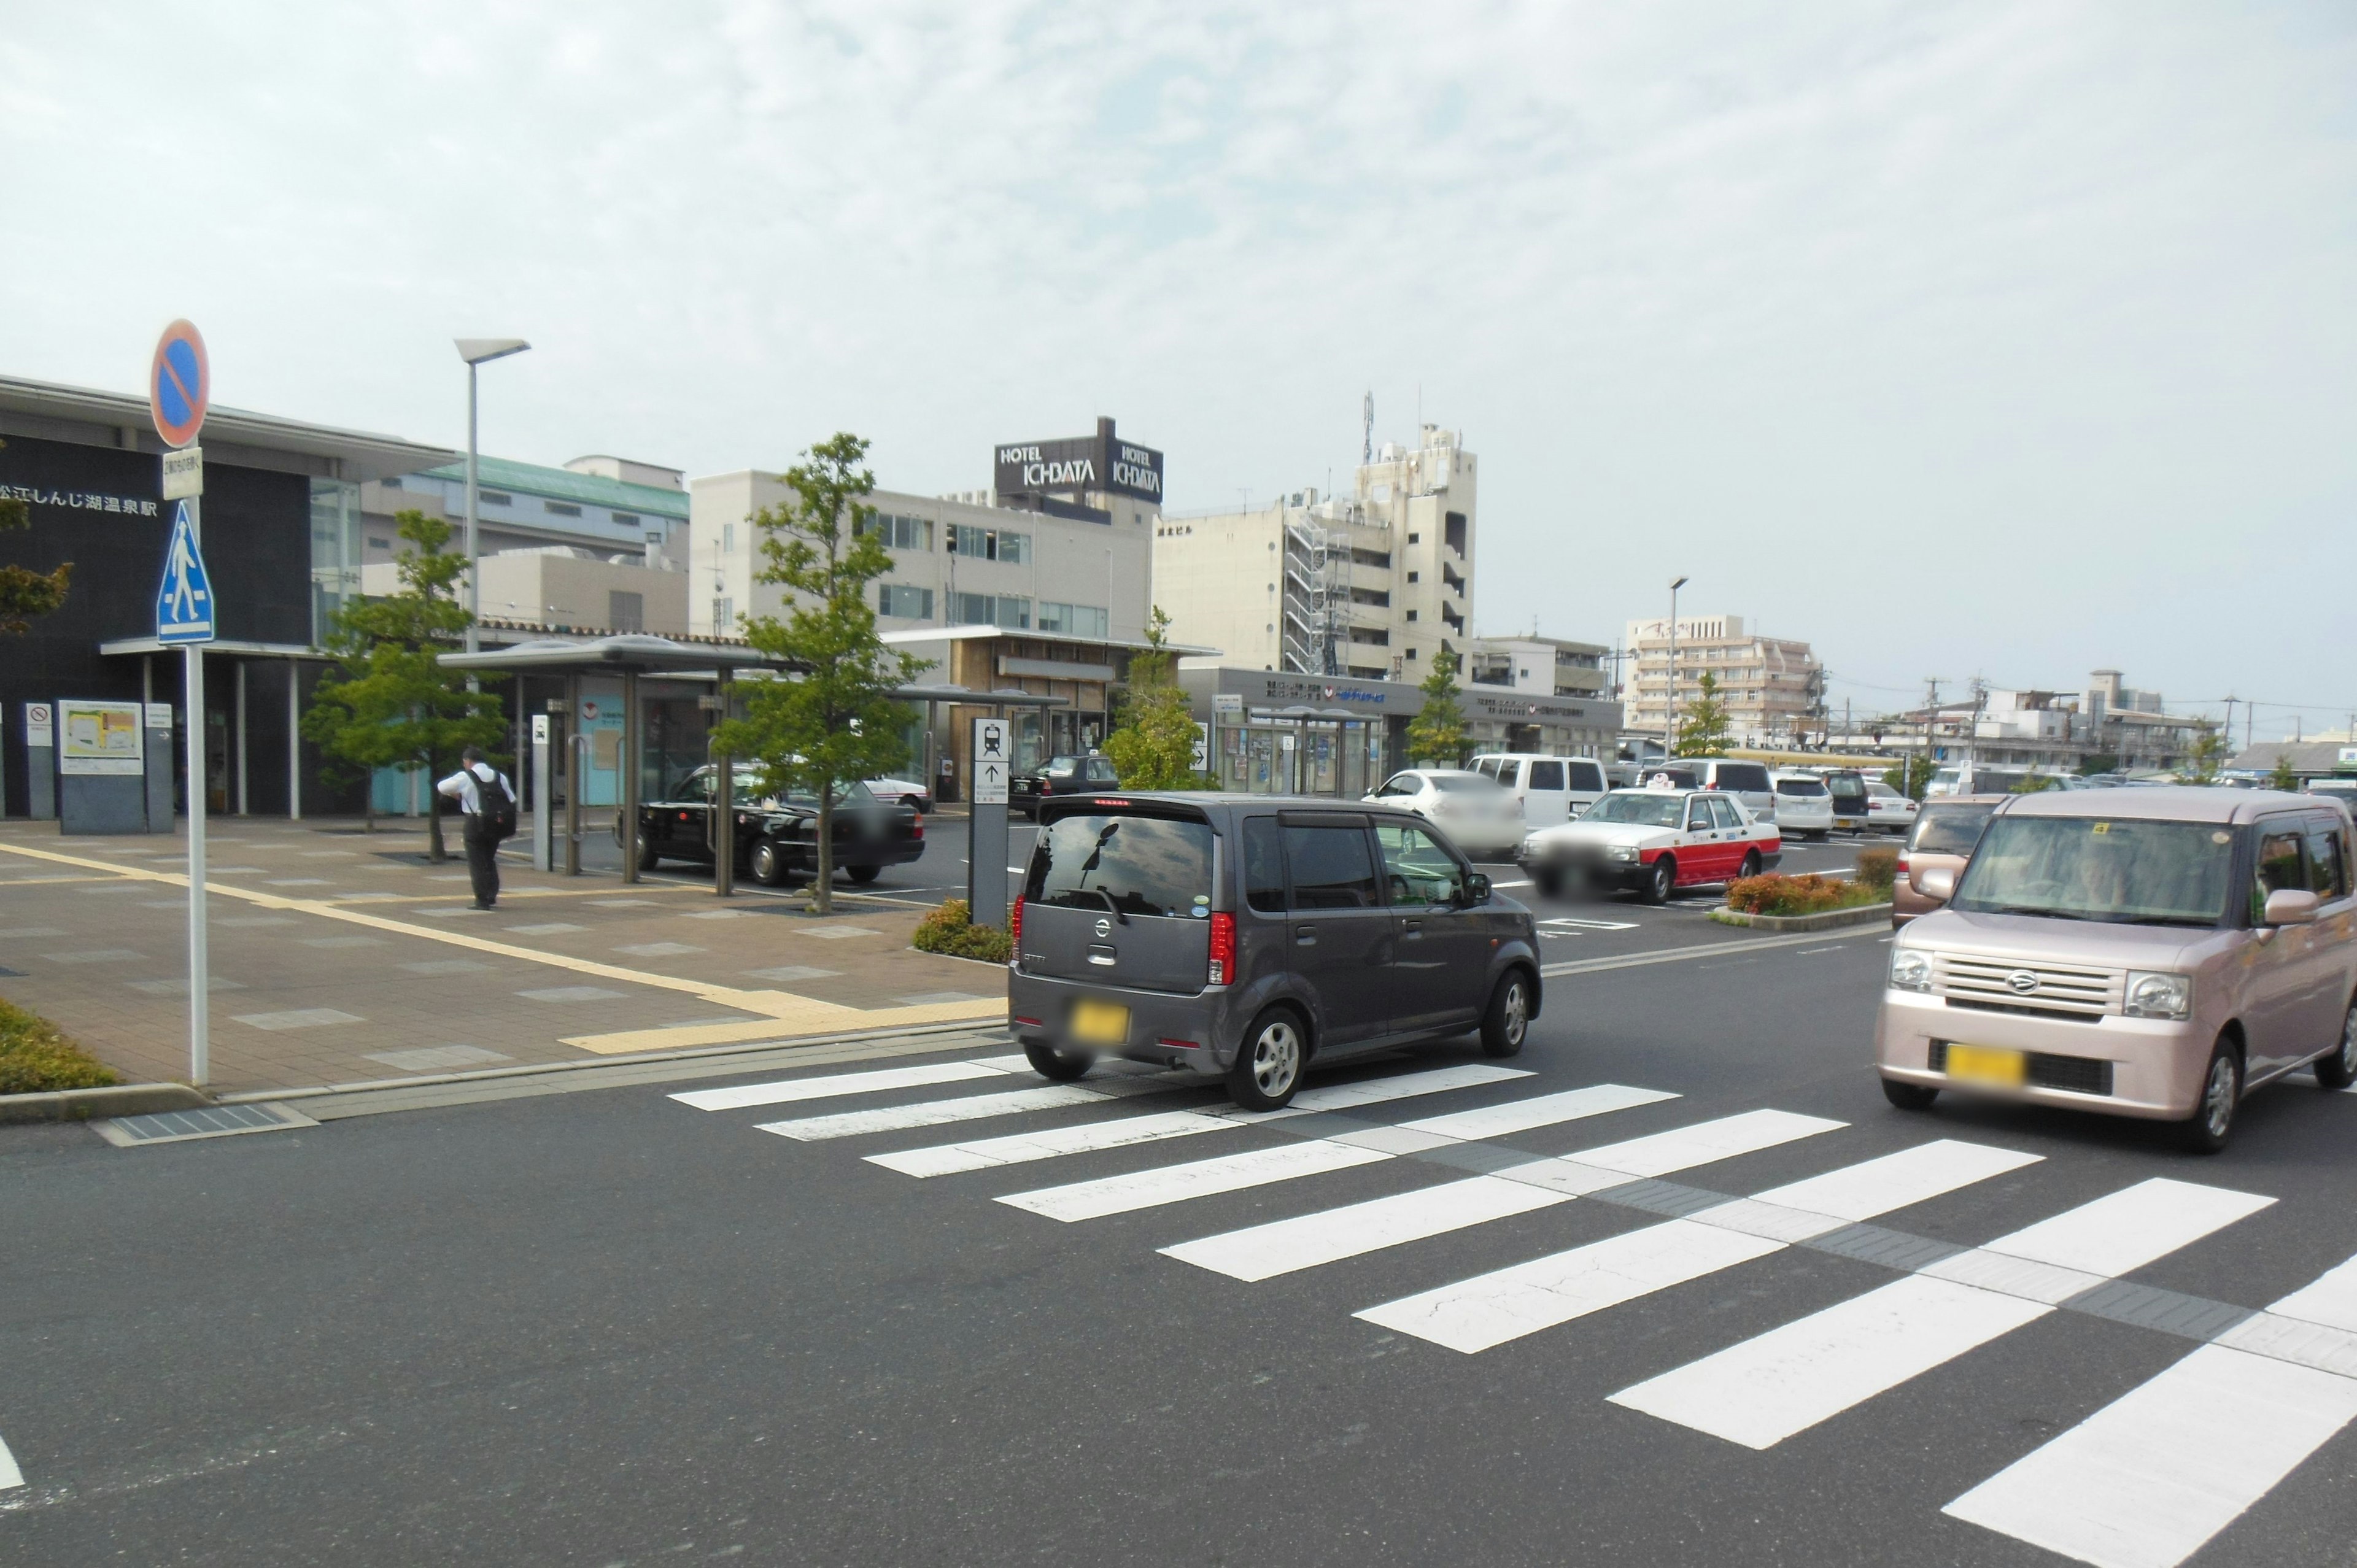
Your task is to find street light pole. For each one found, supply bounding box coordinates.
[454,338,531,660]
[1664,576,1689,762]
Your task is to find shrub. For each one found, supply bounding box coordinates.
[912,898,1013,964]
[0,996,120,1095]
[1725,873,1882,917]
[1854,846,1897,892]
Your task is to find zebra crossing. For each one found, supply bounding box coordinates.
[670,1049,2357,1567]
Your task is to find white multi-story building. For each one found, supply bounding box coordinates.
[1154,424,1475,679]
[1622,614,1825,747]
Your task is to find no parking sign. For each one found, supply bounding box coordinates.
[149,320,209,449]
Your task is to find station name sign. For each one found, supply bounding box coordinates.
[994,430,1164,504]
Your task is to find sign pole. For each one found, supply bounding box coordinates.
[151,319,214,1089]
[185,640,209,1086]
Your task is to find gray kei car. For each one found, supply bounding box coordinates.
[1007,792,1544,1110]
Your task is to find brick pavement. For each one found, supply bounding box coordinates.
[0,817,1003,1095]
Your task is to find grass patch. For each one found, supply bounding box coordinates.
[1725,873,1887,918]
[0,995,120,1095]
[912,899,1013,964]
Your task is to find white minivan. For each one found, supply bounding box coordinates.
[1472,754,1610,829]
[1770,770,1836,839]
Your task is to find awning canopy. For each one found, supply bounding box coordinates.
[437,635,784,676]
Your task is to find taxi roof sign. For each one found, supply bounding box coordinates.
[149,320,210,449]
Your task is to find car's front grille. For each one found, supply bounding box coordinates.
[1933,954,2122,1016]
[1929,1041,2115,1096]
[1946,997,2101,1025]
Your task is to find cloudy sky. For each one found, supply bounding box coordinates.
[6,2,2353,737]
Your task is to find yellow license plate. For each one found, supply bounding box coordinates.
[1069,999,1130,1046]
[1944,1043,2026,1087]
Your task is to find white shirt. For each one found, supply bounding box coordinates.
[436,762,513,817]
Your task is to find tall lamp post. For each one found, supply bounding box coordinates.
[454,338,532,656]
[1663,575,1689,762]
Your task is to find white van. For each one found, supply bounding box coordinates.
[1769,770,1835,839]
[1692,760,1778,824]
[1471,753,1610,829]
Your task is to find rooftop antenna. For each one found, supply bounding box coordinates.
[1361,388,1373,465]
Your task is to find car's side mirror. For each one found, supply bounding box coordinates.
[1463,872,1492,905]
[2265,888,2320,925]
[1919,867,1957,902]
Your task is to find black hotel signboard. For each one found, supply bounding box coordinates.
[993,425,1163,505]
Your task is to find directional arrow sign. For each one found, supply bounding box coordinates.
[970,719,1010,805]
[155,500,217,644]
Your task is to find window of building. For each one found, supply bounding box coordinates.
[1348,627,1390,646]
[713,597,734,631]
[479,490,512,506]
[878,583,935,619]
[1349,587,1390,607]
[1038,602,1109,639]
[613,511,640,528]
[1350,548,1390,569]
[947,523,1027,563]
[381,476,404,490]
[859,513,932,552]
[1406,571,1419,583]
[608,590,644,633]
[545,501,583,517]
[1445,511,1468,555]
[721,523,735,554]
[366,536,392,551]
[952,592,1031,628]
[1405,609,1418,622]
[1406,532,1420,544]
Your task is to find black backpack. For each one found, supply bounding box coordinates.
[478,769,518,840]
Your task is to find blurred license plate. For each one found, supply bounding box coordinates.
[1945,1044,2026,1086]
[1069,999,1129,1045]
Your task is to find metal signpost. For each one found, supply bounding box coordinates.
[967,717,1012,929]
[530,713,553,871]
[151,320,214,1086]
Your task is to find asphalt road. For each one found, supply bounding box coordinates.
[6,932,2356,1564]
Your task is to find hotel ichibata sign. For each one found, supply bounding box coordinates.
[993,428,1164,505]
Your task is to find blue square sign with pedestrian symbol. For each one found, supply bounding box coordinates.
[155,500,215,644]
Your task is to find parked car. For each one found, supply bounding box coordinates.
[1469,753,1611,829]
[1635,765,1700,790]
[1517,786,1782,903]
[864,775,933,813]
[1878,787,2357,1152]
[1893,795,2007,926]
[1769,771,1835,840]
[1364,769,1527,860]
[1008,793,1542,1110]
[1865,780,1920,835]
[1926,763,2032,798]
[621,767,925,885]
[1692,759,1778,824]
[1011,754,1120,821]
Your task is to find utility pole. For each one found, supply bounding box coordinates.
[2223,697,2237,766]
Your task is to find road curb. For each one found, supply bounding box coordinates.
[0,1082,212,1125]
[1708,902,1893,933]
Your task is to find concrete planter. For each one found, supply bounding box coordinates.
[0,1082,212,1126]
[1709,901,1893,933]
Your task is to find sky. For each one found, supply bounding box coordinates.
[5,2,2353,740]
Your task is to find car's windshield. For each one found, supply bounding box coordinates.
[1582,793,1687,828]
[1911,801,1995,854]
[1952,816,2234,927]
[1025,813,1213,919]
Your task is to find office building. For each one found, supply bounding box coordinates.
[360,455,689,573]
[1463,635,1620,757]
[1622,613,1825,747]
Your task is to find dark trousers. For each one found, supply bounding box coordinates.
[463,819,501,907]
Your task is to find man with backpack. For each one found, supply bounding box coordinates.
[436,745,519,910]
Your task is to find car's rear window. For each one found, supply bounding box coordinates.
[1712,763,1770,793]
[1775,778,1828,798]
[1027,813,1213,919]
[1826,773,1868,800]
[1429,774,1488,793]
[1911,802,1997,855]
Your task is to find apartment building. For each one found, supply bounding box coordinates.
[1154,424,1475,679]
[1622,614,1825,747]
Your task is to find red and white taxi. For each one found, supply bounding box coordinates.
[1517,783,1782,903]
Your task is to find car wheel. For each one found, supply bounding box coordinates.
[845,863,882,885]
[1882,1077,1940,1111]
[1023,1040,1091,1082]
[1480,971,1531,1058]
[1640,857,1674,905]
[2179,1040,2242,1154]
[1228,1008,1306,1111]
[1532,867,1565,900]
[1738,850,1762,879]
[635,838,660,872]
[749,841,789,886]
[2318,1000,2357,1091]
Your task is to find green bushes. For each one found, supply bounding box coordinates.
[1855,846,1898,892]
[0,997,119,1095]
[1725,873,1884,917]
[912,898,1013,964]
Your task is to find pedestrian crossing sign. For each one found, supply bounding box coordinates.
[155,500,215,644]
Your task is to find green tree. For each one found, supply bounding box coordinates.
[1882,754,1935,800]
[0,439,71,635]
[1673,670,1734,757]
[301,508,506,860]
[2270,752,2301,792]
[2180,725,2229,784]
[2011,773,2062,794]
[711,433,926,914]
[1103,606,1204,789]
[1406,647,1468,767]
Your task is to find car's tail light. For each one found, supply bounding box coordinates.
[1010,897,1023,948]
[1896,855,1910,879]
[911,816,924,839]
[1207,911,1236,986]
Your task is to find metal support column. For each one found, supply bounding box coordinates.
[619,668,641,884]
[234,660,249,815]
[712,678,734,898]
[563,673,582,876]
[287,661,303,819]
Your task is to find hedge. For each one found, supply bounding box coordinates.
[1725,873,1884,918]
[0,996,120,1095]
[913,899,1013,964]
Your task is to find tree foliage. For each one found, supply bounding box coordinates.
[2270,752,2301,792]
[1673,671,1734,757]
[301,508,506,859]
[2180,725,2229,784]
[1406,647,1468,767]
[711,433,926,914]
[0,439,72,635]
[1103,606,1204,790]
[1882,754,1936,800]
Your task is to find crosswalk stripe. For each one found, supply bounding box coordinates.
[1397,1083,1676,1140]
[998,1141,1392,1223]
[1552,1108,1847,1178]
[670,1059,1012,1113]
[1163,1175,1576,1282]
[758,1084,1110,1141]
[1609,1177,2275,1449]
[1942,1344,2357,1568]
[1357,1138,2030,1352]
[2263,1253,2357,1334]
[866,1110,1234,1177]
[0,1430,19,1491]
[1260,1063,1534,1118]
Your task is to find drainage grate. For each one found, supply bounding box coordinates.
[95,1102,317,1148]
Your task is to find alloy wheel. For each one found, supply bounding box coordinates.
[1251,1021,1301,1098]
[2202,1054,2236,1141]
[1501,980,1528,1046]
